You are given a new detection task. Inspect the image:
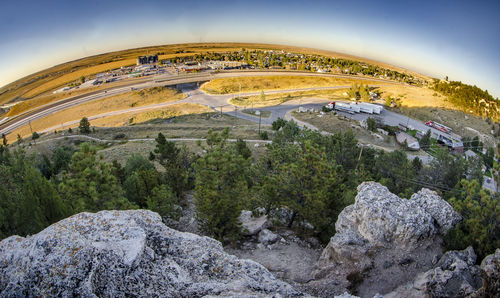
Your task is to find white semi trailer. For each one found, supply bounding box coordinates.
[326,102,383,115]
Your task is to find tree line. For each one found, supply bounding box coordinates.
[432,80,500,121]
[0,119,498,259]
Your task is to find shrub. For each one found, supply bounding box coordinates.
[260,131,269,140]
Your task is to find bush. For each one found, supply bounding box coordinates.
[272,118,287,131]
[32,132,40,140]
[260,131,269,140]
[367,117,377,132]
[113,133,127,140]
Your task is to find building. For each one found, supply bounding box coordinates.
[437,134,464,153]
[396,132,420,150]
[137,55,158,65]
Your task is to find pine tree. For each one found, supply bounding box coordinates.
[58,143,135,212]
[195,129,250,244]
[146,184,178,219]
[78,117,91,134]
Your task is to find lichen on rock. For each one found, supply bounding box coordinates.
[0,210,299,297]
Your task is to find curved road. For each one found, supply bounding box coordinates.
[0,70,398,136]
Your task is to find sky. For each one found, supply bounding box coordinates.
[1,0,499,97]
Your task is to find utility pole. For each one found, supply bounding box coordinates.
[257,110,262,135]
[220,106,223,117]
[234,106,237,117]
[355,145,364,171]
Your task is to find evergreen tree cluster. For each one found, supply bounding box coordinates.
[0,120,498,259]
[0,133,193,240]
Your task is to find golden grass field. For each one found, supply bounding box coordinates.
[374,85,453,109]
[0,42,428,106]
[202,75,382,95]
[7,87,185,140]
[230,89,348,107]
[5,78,146,117]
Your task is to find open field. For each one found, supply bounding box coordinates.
[231,89,348,107]
[18,113,270,164]
[201,76,382,94]
[0,42,427,105]
[90,103,213,127]
[373,85,453,109]
[6,87,185,140]
[88,113,266,141]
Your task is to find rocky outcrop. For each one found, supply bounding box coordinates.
[310,182,462,297]
[0,210,299,297]
[386,246,482,297]
[477,248,500,297]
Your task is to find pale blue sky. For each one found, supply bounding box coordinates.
[1,0,499,97]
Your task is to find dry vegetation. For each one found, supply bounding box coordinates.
[231,89,347,107]
[6,87,185,140]
[5,79,145,117]
[202,76,383,95]
[19,113,269,164]
[90,103,213,127]
[374,85,453,109]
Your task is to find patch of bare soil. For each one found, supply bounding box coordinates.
[226,229,322,289]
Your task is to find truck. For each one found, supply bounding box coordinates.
[325,101,383,115]
[425,121,452,133]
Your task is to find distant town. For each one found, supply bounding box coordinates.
[51,49,426,95]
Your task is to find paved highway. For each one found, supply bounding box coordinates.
[0,70,399,136]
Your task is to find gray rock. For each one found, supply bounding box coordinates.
[311,182,462,297]
[334,292,359,298]
[477,248,500,297]
[258,229,279,245]
[0,210,300,297]
[239,210,269,235]
[386,246,483,298]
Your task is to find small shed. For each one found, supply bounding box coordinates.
[396,132,420,150]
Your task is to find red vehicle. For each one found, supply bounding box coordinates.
[425,121,452,133]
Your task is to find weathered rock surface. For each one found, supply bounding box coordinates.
[0,210,300,297]
[258,229,279,245]
[240,210,270,236]
[310,182,462,297]
[477,248,500,297]
[385,246,482,297]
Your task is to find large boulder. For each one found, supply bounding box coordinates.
[477,248,500,297]
[0,210,300,297]
[385,246,483,297]
[310,182,462,297]
[258,229,279,245]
